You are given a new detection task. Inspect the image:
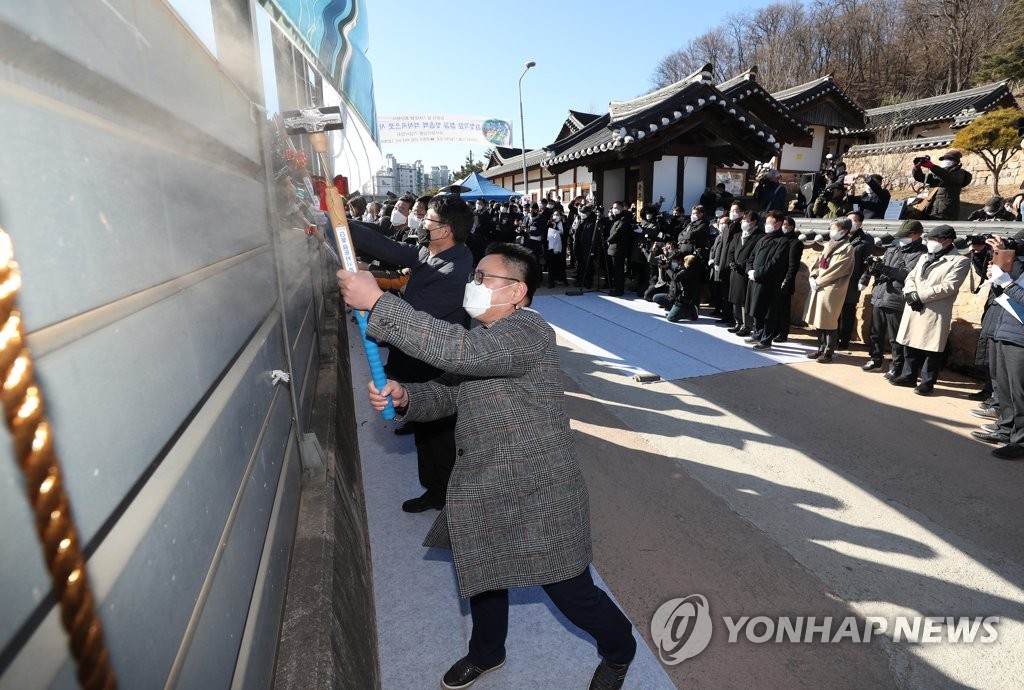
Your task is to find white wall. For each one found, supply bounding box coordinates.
[681,156,708,211]
[652,156,678,208]
[780,124,826,172]
[603,168,626,204]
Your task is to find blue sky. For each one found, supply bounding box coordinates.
[366,0,780,171]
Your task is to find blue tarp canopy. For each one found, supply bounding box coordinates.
[455,172,518,202]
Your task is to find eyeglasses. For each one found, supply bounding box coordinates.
[423,216,448,227]
[470,270,521,285]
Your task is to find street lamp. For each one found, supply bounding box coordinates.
[518,60,536,201]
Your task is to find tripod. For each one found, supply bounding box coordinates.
[565,216,611,296]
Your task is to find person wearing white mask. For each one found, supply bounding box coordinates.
[774,216,805,343]
[605,200,634,296]
[545,210,567,287]
[911,150,972,220]
[725,212,763,336]
[861,220,926,376]
[837,210,875,349]
[805,218,856,362]
[346,195,474,512]
[710,202,746,322]
[378,193,416,240]
[746,210,791,349]
[337,243,638,690]
[892,224,970,394]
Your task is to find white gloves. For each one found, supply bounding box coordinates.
[747,269,756,281]
[809,276,819,292]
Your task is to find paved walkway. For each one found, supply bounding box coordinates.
[349,288,1024,689]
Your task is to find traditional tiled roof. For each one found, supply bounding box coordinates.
[542,64,782,170]
[718,66,812,145]
[772,75,865,129]
[481,148,548,178]
[845,81,1016,135]
[567,109,601,131]
[842,133,956,157]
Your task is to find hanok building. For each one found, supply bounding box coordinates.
[770,75,866,174]
[539,64,795,210]
[840,80,1018,159]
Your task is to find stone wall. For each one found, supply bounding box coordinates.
[792,246,986,368]
[842,146,1024,199]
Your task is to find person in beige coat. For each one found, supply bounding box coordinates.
[893,224,971,395]
[805,218,856,362]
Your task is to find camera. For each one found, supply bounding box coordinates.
[965,233,992,246]
[913,155,931,166]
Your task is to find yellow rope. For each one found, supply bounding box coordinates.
[0,228,116,690]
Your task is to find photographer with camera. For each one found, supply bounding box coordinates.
[968,196,1017,222]
[754,169,788,212]
[910,150,972,220]
[858,174,891,219]
[812,181,854,219]
[861,220,927,376]
[891,225,970,395]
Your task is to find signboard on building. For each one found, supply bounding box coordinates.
[378,114,513,146]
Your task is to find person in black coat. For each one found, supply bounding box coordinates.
[746,210,792,349]
[858,174,891,219]
[837,211,875,349]
[709,202,745,322]
[726,212,764,336]
[571,206,602,289]
[605,201,634,296]
[654,254,702,322]
[677,205,711,260]
[861,220,927,376]
[774,216,805,342]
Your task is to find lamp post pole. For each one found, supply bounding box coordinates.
[518,60,536,202]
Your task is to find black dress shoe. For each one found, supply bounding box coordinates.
[393,421,415,436]
[441,656,505,689]
[752,342,771,350]
[890,376,917,387]
[883,370,896,380]
[743,336,759,343]
[401,494,443,513]
[971,430,1010,445]
[735,328,752,337]
[992,443,1024,460]
[968,389,992,401]
[727,325,741,333]
[979,423,1001,433]
[806,350,824,359]
[589,659,630,690]
[914,384,934,395]
[862,360,883,371]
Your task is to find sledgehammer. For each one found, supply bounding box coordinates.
[283,106,395,420]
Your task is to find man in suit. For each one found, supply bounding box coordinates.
[338,243,638,690]
[347,195,474,512]
[892,225,971,395]
[605,200,634,296]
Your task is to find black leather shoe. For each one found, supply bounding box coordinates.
[589,659,630,690]
[441,656,505,689]
[890,376,916,387]
[752,342,771,350]
[883,369,896,380]
[993,444,1024,460]
[862,360,883,371]
[914,384,934,396]
[393,422,415,436]
[970,407,1000,420]
[806,350,824,359]
[735,329,752,337]
[743,336,759,343]
[727,325,741,333]
[968,389,992,401]
[979,423,1001,433]
[401,494,443,513]
[971,430,1010,445]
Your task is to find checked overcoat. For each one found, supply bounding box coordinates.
[366,293,592,598]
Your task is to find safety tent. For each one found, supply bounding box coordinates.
[455,172,518,202]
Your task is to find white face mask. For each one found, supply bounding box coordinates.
[782,225,794,234]
[767,223,780,233]
[897,237,912,247]
[850,221,862,231]
[690,213,700,222]
[408,215,421,231]
[940,159,955,169]
[927,240,944,254]
[390,208,408,225]
[611,208,622,216]
[740,221,752,233]
[546,203,554,209]
[362,212,374,222]
[715,210,725,218]
[645,214,653,221]
[729,211,740,221]
[830,229,845,241]
[462,280,515,318]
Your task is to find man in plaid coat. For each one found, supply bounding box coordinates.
[339,243,637,690]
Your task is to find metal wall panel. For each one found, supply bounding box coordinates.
[0,2,328,687]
